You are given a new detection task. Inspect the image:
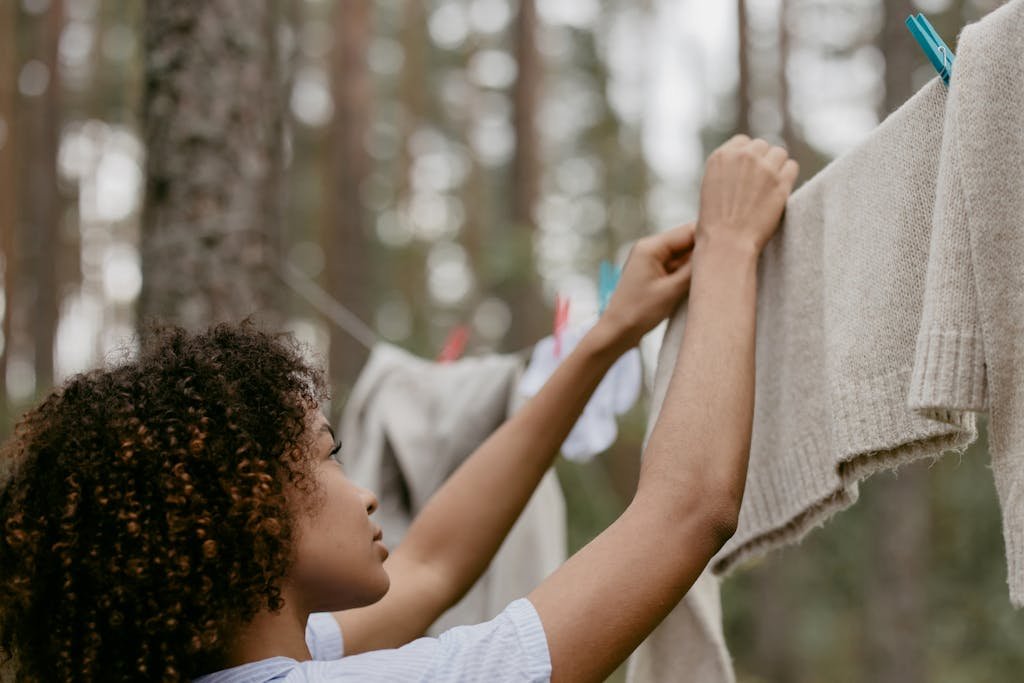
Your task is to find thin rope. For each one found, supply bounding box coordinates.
[274,260,378,351]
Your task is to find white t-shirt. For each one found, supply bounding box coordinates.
[193,598,551,682]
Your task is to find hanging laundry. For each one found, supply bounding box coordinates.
[340,343,566,636]
[518,321,643,462]
[629,2,1024,680]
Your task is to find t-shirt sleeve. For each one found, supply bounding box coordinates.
[431,598,551,681]
[305,598,551,681]
[305,612,345,660]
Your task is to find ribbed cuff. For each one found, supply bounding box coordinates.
[830,366,976,482]
[908,328,987,414]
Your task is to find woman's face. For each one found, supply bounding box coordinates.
[288,411,390,613]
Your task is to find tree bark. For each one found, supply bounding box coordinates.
[862,6,930,683]
[748,5,801,679]
[392,0,429,352]
[502,0,545,350]
[736,0,751,135]
[140,0,283,328]
[779,0,796,150]
[19,0,61,393]
[882,0,919,117]
[0,0,16,428]
[324,0,373,403]
[751,556,800,681]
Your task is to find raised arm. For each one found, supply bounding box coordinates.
[529,136,799,682]
[336,223,699,654]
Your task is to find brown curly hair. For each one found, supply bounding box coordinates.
[0,323,328,681]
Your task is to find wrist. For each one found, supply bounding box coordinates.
[585,316,635,358]
[694,227,761,265]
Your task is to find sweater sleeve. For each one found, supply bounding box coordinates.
[907,75,987,419]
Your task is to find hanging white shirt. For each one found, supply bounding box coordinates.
[518,322,642,462]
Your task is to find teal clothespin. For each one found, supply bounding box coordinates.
[598,261,622,315]
[906,13,955,86]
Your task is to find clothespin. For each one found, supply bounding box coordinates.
[598,260,622,315]
[906,13,956,86]
[552,295,570,359]
[438,324,470,364]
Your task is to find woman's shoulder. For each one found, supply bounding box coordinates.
[296,599,551,682]
[198,600,550,683]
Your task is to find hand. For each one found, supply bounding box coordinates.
[598,223,696,349]
[697,135,799,254]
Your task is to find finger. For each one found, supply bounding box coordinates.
[655,222,697,255]
[748,138,771,157]
[723,134,750,150]
[765,145,788,171]
[780,158,800,190]
[665,250,692,272]
[662,259,693,294]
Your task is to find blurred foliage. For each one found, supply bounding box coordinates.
[725,420,1024,682]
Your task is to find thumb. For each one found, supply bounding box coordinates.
[652,222,697,258]
[659,259,693,298]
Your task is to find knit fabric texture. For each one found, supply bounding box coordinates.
[629,2,1024,680]
[340,344,566,636]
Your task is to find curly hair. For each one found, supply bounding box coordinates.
[0,322,328,681]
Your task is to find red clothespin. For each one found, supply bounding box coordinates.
[438,324,470,364]
[553,295,570,359]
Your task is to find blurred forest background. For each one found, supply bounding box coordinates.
[1,0,1021,681]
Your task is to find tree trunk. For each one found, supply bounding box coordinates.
[387,0,430,353]
[751,556,800,681]
[140,0,283,328]
[882,0,919,117]
[864,466,930,683]
[736,0,751,135]
[748,5,801,679]
[324,0,373,404]
[0,0,16,429]
[19,0,61,394]
[502,0,545,350]
[779,0,796,150]
[862,6,929,683]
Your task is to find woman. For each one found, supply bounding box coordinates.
[0,135,796,682]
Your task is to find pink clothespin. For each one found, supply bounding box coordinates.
[438,324,470,364]
[552,296,570,359]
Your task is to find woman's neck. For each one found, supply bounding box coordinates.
[223,588,312,668]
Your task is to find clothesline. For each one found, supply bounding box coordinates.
[273,260,379,352]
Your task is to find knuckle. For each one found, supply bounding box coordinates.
[738,147,758,162]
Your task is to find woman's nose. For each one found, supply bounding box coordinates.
[362,488,379,515]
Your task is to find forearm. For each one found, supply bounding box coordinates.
[397,320,628,599]
[639,233,759,518]
[530,236,760,682]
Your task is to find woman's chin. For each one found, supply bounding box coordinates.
[353,572,391,608]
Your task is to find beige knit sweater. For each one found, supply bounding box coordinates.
[629,2,1024,680]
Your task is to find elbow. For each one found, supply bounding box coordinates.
[705,476,744,549]
[682,479,742,553]
[705,504,739,550]
[635,476,741,555]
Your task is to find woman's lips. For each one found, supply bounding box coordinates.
[372,527,383,543]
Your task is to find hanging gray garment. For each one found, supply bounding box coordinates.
[341,343,566,635]
[630,2,1024,679]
